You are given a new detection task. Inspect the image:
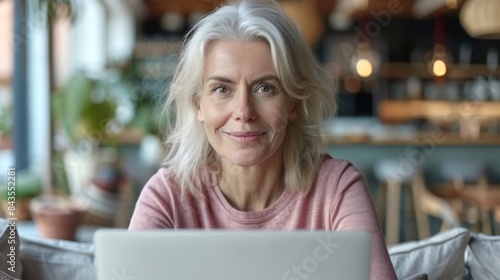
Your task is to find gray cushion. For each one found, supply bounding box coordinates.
[0,218,22,280]
[19,236,95,280]
[388,227,470,280]
[403,272,428,280]
[465,232,500,280]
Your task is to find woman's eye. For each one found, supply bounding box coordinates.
[211,85,229,94]
[255,84,276,95]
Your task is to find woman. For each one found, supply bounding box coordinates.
[129,0,397,278]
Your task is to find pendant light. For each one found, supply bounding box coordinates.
[427,15,451,77]
[351,46,380,78]
[351,18,380,79]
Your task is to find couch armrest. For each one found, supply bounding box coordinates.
[20,236,95,280]
[388,227,470,280]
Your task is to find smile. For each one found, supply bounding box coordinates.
[225,131,265,143]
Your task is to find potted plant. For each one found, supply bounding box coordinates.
[0,96,12,150]
[18,0,152,237]
[0,170,42,221]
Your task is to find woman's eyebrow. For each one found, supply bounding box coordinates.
[206,76,234,84]
[254,74,280,84]
[205,74,280,84]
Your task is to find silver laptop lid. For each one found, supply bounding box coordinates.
[94,229,371,280]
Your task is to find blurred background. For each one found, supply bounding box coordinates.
[0,0,499,243]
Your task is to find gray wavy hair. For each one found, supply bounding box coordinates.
[162,0,337,195]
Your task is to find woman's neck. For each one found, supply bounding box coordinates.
[218,154,286,212]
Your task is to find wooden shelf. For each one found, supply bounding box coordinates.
[145,0,337,19]
[379,63,500,80]
[144,0,420,20]
[325,63,500,81]
[324,134,500,146]
[378,100,500,123]
[430,186,500,209]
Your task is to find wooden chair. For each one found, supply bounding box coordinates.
[375,159,460,244]
[429,161,497,234]
[410,173,460,240]
[374,159,419,245]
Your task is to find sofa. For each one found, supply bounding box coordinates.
[387,227,499,279]
[1,218,498,280]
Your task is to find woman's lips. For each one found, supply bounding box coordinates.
[225,131,265,143]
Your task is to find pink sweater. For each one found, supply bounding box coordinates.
[129,157,397,279]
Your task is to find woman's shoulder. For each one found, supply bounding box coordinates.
[143,165,216,196]
[315,155,365,192]
[141,166,182,195]
[318,155,360,176]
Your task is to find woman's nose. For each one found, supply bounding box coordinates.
[233,90,257,122]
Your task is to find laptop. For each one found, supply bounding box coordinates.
[94,229,371,280]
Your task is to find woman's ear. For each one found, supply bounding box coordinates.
[196,101,205,122]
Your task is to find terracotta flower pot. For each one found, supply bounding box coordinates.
[30,195,81,241]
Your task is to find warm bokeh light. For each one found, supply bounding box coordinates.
[460,0,500,39]
[446,0,458,9]
[432,59,447,77]
[280,0,324,45]
[356,59,373,78]
[344,75,362,93]
[355,0,369,10]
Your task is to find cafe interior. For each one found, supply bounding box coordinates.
[0,0,500,277]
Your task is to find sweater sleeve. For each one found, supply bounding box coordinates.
[128,169,175,230]
[330,162,397,280]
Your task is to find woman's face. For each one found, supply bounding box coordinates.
[197,39,298,167]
